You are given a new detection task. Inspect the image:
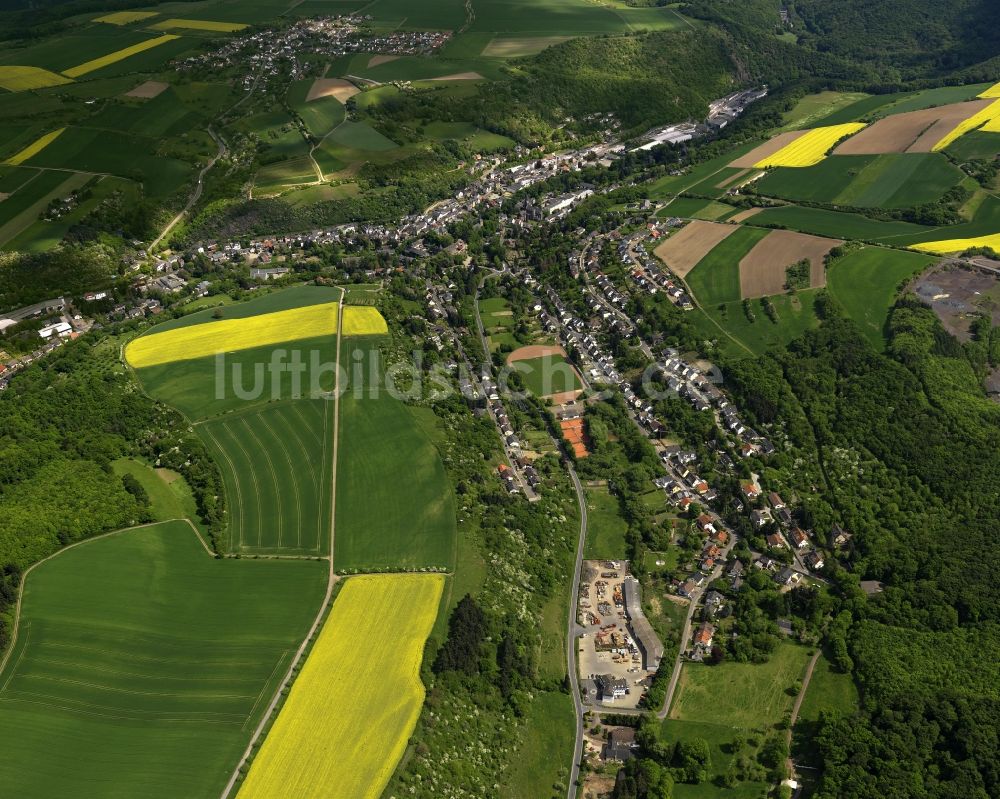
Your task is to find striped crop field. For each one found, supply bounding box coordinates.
[932,98,1000,150]
[0,66,72,92]
[150,18,247,32]
[6,129,66,166]
[94,10,159,24]
[342,306,388,336]
[125,301,339,367]
[62,34,180,78]
[913,232,1000,255]
[237,573,444,799]
[755,123,867,168]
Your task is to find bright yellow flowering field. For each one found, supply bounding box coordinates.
[150,18,247,32]
[754,123,866,168]
[342,306,389,336]
[932,98,1000,150]
[62,34,179,78]
[979,82,1000,99]
[93,10,158,24]
[6,128,65,166]
[238,573,444,799]
[0,66,72,92]
[913,233,1000,255]
[125,302,339,368]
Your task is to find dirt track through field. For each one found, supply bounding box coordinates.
[306,78,359,103]
[727,207,763,223]
[739,229,841,298]
[653,220,738,278]
[716,167,751,189]
[835,99,993,154]
[506,344,568,364]
[729,131,808,168]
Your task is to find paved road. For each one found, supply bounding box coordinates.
[219,289,345,799]
[565,465,588,799]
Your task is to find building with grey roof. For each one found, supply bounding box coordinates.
[622,576,664,673]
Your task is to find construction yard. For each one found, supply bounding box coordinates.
[577,560,662,710]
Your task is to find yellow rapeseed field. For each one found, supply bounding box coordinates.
[981,116,1000,133]
[932,98,1000,150]
[238,573,444,799]
[150,18,247,32]
[342,306,389,336]
[754,123,867,168]
[0,66,72,92]
[913,233,1000,255]
[62,34,180,78]
[125,302,339,368]
[6,128,66,166]
[979,82,1000,99]
[94,10,158,24]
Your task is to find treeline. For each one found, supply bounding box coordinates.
[0,335,226,570]
[0,245,118,313]
[721,298,1000,796]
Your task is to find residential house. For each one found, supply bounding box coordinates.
[789,528,810,549]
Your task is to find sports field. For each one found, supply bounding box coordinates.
[755,123,866,168]
[0,520,326,798]
[0,66,72,91]
[62,34,180,78]
[335,341,456,570]
[509,354,582,397]
[201,400,333,555]
[125,301,339,367]
[342,305,389,336]
[238,573,443,799]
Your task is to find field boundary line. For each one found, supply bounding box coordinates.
[221,419,265,549]
[264,411,306,549]
[202,424,248,551]
[0,519,210,680]
[220,286,344,799]
[243,422,283,549]
[242,649,290,731]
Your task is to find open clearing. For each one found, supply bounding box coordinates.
[482,35,573,57]
[653,220,738,278]
[238,574,443,799]
[335,341,456,571]
[729,131,807,168]
[739,230,840,299]
[62,34,181,78]
[0,520,326,798]
[125,79,170,98]
[306,78,359,103]
[754,124,866,168]
[669,642,812,728]
[125,301,339,368]
[836,99,993,154]
[0,66,72,92]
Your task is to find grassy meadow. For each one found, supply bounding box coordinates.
[686,226,770,307]
[0,520,326,798]
[582,484,629,559]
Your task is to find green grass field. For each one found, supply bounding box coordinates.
[0,170,92,248]
[111,458,191,522]
[686,226,770,307]
[583,484,628,559]
[946,130,1000,161]
[479,295,514,328]
[335,341,456,571]
[827,246,936,348]
[659,718,769,799]
[756,153,964,208]
[780,90,871,131]
[511,354,582,397]
[669,642,812,727]
[665,197,739,220]
[890,193,1000,246]
[750,205,931,241]
[201,400,333,555]
[694,290,822,358]
[797,655,859,723]
[500,691,575,799]
[0,520,326,798]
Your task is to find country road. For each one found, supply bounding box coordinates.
[565,465,588,799]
